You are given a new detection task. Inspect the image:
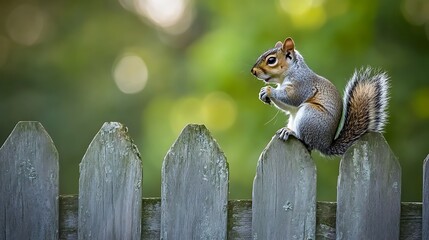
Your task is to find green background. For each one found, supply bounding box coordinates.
[0,0,428,201]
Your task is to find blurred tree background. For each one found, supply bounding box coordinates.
[0,0,428,201]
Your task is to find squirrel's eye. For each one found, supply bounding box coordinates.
[266,57,277,66]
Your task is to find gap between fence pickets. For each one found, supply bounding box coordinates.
[58,195,422,240]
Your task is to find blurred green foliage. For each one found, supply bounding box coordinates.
[0,0,428,201]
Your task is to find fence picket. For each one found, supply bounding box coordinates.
[336,132,401,240]
[0,121,59,240]
[161,124,229,239]
[423,155,429,240]
[252,136,317,239]
[78,122,142,240]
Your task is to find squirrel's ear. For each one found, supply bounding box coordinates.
[275,41,283,48]
[282,37,295,52]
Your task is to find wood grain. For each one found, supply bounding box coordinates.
[336,132,401,240]
[0,121,59,240]
[78,122,142,240]
[161,124,229,239]
[252,136,317,239]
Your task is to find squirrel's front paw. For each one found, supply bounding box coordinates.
[276,127,297,141]
[259,86,272,105]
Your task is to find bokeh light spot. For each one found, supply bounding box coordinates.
[412,88,429,119]
[278,0,326,29]
[401,0,429,40]
[136,0,186,28]
[169,97,203,134]
[133,0,193,34]
[202,92,237,131]
[401,0,429,26]
[168,92,237,134]
[6,4,46,46]
[113,54,148,94]
[280,0,314,15]
[118,0,135,11]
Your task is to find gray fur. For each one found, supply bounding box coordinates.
[256,47,389,156]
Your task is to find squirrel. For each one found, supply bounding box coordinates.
[250,37,389,156]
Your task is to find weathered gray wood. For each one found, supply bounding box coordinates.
[60,195,78,240]
[60,196,161,240]
[228,200,252,239]
[58,195,423,240]
[161,124,229,239]
[336,132,401,240]
[401,202,422,240]
[252,136,317,239]
[0,121,59,240]
[142,198,161,239]
[317,202,336,240]
[424,155,429,240]
[78,122,142,240]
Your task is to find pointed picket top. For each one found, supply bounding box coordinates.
[336,132,401,240]
[252,136,317,240]
[423,155,429,240]
[78,122,142,240]
[161,124,229,240]
[0,121,59,240]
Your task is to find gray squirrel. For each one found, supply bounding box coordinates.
[250,37,389,155]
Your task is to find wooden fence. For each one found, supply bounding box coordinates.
[0,121,427,240]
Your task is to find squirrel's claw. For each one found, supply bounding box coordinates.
[276,127,296,141]
[277,127,312,152]
[259,87,272,105]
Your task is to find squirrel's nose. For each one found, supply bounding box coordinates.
[251,68,257,76]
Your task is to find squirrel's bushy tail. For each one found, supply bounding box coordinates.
[322,67,390,156]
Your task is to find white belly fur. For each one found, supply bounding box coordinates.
[271,100,299,132]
